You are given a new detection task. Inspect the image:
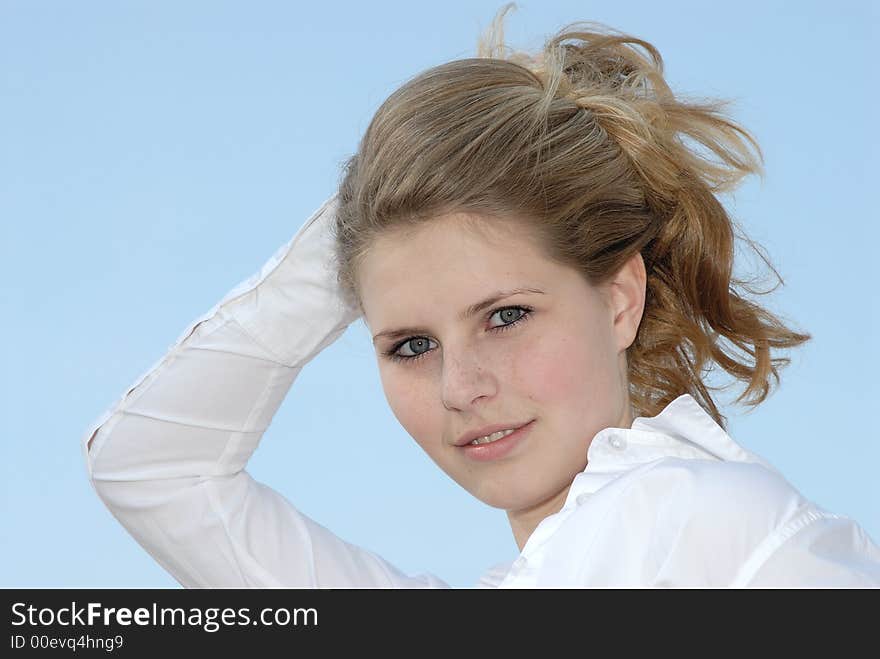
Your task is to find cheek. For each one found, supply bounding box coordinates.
[378,366,438,450]
[513,321,615,408]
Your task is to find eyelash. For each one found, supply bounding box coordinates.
[383,305,534,364]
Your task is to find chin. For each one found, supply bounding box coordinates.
[467,485,539,512]
[476,495,514,510]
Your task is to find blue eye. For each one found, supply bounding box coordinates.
[384,305,533,364]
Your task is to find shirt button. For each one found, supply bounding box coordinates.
[576,492,591,506]
[609,436,627,450]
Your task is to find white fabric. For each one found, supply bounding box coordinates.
[82,194,880,588]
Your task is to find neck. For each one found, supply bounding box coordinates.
[506,486,571,552]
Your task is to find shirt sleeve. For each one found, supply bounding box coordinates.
[573,457,880,587]
[731,507,880,588]
[81,194,451,589]
[639,458,880,588]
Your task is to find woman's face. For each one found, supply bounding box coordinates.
[357,211,645,516]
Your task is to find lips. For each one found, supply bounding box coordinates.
[454,419,533,447]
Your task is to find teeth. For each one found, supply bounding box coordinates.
[470,428,517,446]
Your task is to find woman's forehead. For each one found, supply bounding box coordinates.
[360,217,546,285]
[356,215,600,324]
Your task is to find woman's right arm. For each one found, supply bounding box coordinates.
[82,194,450,588]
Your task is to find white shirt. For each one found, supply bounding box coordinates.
[82,194,880,588]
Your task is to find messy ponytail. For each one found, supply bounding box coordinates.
[333,2,810,428]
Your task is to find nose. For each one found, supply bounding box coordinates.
[440,350,497,412]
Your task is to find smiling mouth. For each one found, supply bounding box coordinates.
[454,419,534,447]
[457,420,535,460]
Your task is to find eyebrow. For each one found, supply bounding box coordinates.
[371,287,546,345]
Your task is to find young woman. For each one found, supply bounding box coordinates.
[82,5,880,587]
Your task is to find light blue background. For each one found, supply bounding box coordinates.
[2,0,877,588]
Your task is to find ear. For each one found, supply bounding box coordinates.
[606,251,647,353]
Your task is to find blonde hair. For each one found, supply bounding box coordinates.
[332,3,810,428]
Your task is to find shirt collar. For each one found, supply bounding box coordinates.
[628,393,767,464]
[576,392,774,483]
